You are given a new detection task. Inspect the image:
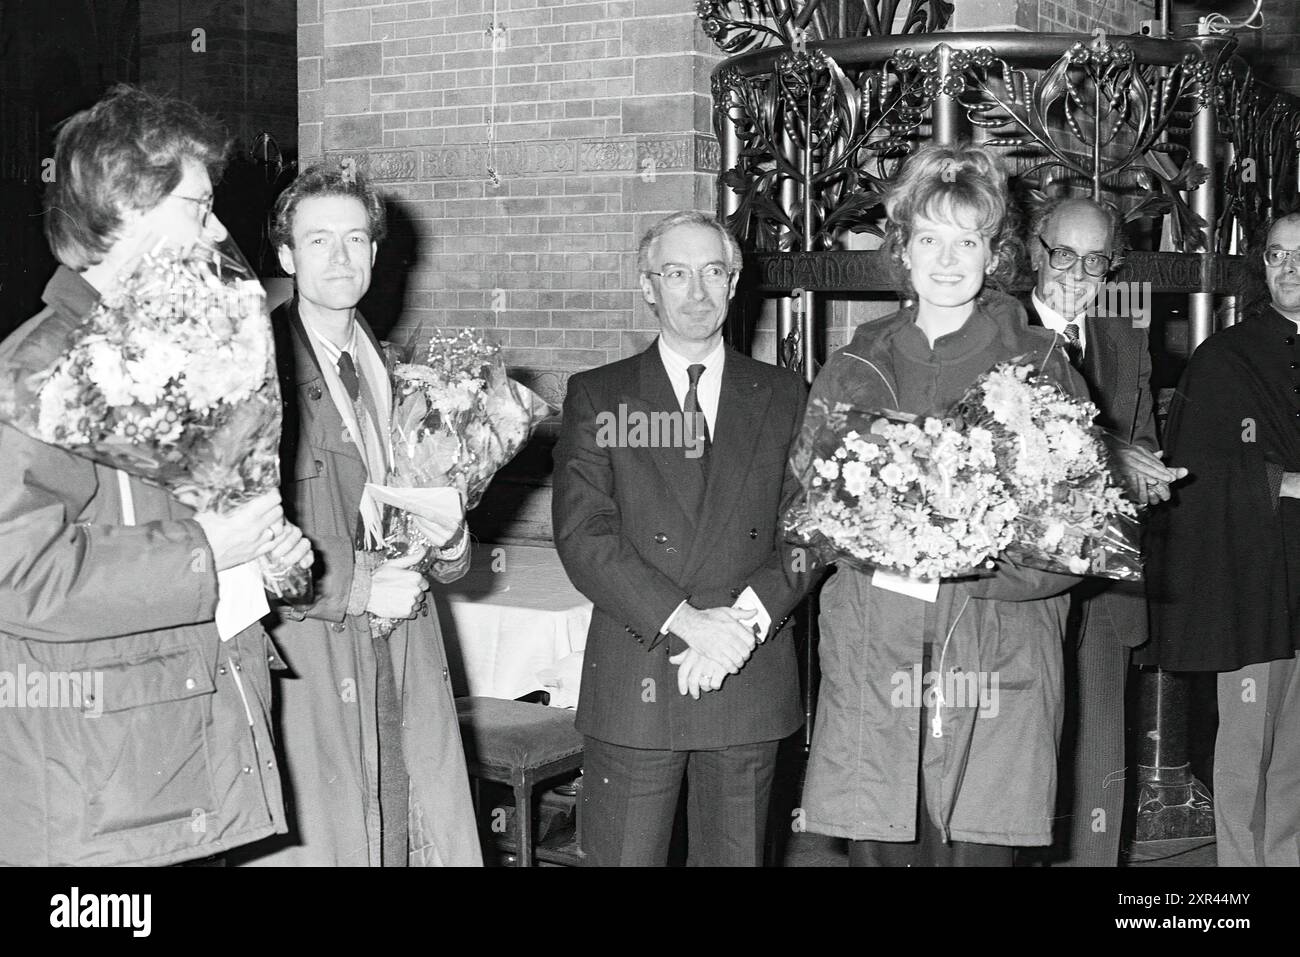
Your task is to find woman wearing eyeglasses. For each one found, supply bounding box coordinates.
[791,144,1089,866]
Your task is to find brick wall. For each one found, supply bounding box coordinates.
[300,0,722,380]
[140,0,298,150]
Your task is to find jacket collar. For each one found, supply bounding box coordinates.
[42,266,101,321]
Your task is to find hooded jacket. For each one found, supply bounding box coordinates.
[794,290,1086,845]
[0,267,288,865]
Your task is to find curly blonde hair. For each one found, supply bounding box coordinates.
[881,143,1020,293]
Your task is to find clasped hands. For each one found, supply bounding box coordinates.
[667,604,762,700]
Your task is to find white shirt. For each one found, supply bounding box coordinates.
[657,336,724,435]
[654,336,770,641]
[1031,290,1088,358]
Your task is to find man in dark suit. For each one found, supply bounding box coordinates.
[1026,197,1185,866]
[553,210,815,866]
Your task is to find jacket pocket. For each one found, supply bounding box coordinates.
[78,647,218,839]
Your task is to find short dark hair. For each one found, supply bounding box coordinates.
[636,210,742,275]
[1029,196,1128,268]
[270,163,388,250]
[881,143,1020,290]
[43,85,228,270]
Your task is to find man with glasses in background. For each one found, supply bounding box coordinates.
[1025,197,1184,866]
[553,210,817,865]
[1143,212,1300,866]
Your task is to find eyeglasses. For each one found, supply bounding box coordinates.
[172,193,214,227]
[1264,246,1300,268]
[645,263,734,289]
[1038,237,1111,278]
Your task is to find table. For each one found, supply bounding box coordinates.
[434,543,591,707]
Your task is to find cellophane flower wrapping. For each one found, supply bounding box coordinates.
[785,398,1017,579]
[367,328,555,637]
[948,358,1141,580]
[0,236,310,601]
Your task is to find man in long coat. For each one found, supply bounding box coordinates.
[233,165,481,866]
[1142,212,1300,867]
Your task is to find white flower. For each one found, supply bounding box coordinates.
[841,460,873,497]
[814,458,840,481]
[878,462,905,489]
[86,340,135,407]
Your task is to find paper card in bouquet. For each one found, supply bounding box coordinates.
[365,329,556,638]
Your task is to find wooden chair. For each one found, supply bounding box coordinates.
[455,696,584,866]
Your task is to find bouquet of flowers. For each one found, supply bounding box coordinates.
[0,236,310,601]
[786,359,1141,582]
[786,399,1017,579]
[365,329,554,636]
[949,359,1141,579]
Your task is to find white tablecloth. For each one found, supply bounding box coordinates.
[434,543,591,706]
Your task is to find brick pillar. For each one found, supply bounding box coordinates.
[298,0,722,376]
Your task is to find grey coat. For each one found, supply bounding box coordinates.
[795,292,1085,845]
[234,300,481,866]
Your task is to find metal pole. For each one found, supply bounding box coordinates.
[1189,51,1217,350]
[778,122,799,367]
[716,85,747,350]
[718,89,741,224]
[1134,26,1221,847]
[931,43,959,146]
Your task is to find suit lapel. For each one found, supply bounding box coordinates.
[633,344,708,522]
[1085,315,1133,436]
[285,299,365,467]
[681,349,773,580]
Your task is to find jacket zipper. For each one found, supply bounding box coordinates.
[843,353,900,408]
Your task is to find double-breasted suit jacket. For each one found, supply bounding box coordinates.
[553,341,815,751]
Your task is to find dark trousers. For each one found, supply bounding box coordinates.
[580,735,780,866]
[1055,596,1130,867]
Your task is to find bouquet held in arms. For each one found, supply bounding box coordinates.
[786,399,1017,580]
[786,358,1140,583]
[948,359,1141,579]
[366,329,554,637]
[0,236,312,611]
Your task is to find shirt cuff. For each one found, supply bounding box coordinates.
[436,523,470,561]
[661,598,689,636]
[733,586,771,640]
[346,550,384,617]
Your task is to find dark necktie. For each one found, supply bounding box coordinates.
[337,350,361,402]
[681,361,712,470]
[1062,322,1083,368]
